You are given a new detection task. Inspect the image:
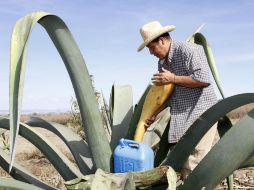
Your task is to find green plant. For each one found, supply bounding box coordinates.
[68,76,109,142]
[69,97,86,141]
[0,11,253,190]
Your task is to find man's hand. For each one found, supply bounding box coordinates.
[144,116,156,129]
[152,67,175,85]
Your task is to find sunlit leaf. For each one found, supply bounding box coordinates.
[10,11,112,173]
[110,85,133,149]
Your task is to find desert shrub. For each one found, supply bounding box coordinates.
[68,97,86,141]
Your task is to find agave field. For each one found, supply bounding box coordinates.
[0,11,254,190]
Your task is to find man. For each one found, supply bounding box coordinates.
[137,21,218,179]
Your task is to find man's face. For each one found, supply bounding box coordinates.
[147,38,167,60]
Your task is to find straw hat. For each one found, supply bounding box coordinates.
[137,21,175,52]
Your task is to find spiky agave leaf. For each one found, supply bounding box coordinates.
[0,177,44,190]
[179,108,254,189]
[188,32,225,99]
[110,85,133,149]
[0,117,82,180]
[9,12,53,172]
[186,23,205,42]
[26,117,95,174]
[10,11,112,172]
[161,94,254,189]
[161,93,254,171]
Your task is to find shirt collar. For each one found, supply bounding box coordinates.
[167,39,174,63]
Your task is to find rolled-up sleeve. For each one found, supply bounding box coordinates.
[188,46,211,84]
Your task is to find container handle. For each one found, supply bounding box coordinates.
[119,138,140,149]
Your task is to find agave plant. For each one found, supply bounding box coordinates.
[0,11,254,190]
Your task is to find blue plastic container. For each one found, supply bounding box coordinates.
[114,138,154,173]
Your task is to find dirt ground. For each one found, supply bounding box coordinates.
[0,119,254,189]
[0,128,70,189]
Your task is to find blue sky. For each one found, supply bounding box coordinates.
[0,0,254,112]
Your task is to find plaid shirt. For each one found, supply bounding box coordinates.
[158,40,217,143]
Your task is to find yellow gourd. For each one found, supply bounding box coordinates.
[134,84,174,142]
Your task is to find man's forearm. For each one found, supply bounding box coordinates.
[152,68,209,88]
[174,75,209,88]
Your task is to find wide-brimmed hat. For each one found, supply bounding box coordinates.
[137,21,175,52]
